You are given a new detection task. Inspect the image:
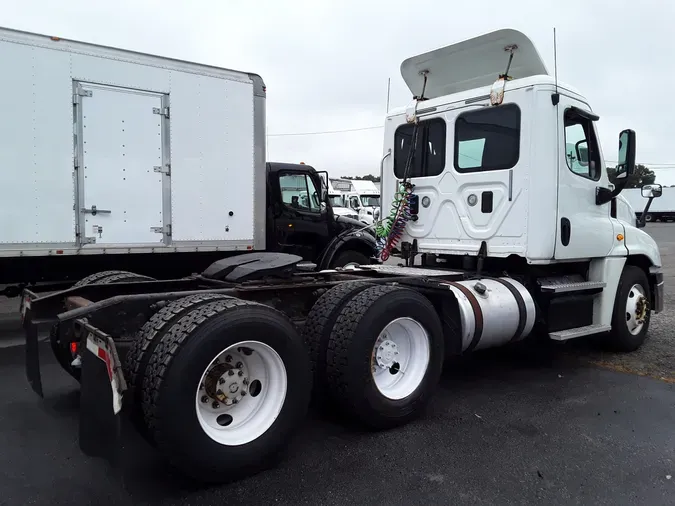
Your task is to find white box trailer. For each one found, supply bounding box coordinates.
[0,26,266,288]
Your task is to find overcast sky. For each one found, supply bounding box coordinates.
[5,0,675,183]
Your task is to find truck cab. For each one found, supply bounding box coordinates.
[379,28,663,343]
[344,180,381,225]
[265,162,377,268]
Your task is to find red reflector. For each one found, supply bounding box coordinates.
[247,245,253,250]
[70,342,78,354]
[55,250,64,254]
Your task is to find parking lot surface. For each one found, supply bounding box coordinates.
[0,224,673,505]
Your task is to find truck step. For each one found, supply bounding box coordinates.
[549,324,611,341]
[539,280,606,293]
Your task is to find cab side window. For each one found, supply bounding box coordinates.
[564,109,601,181]
[349,196,360,209]
[279,174,320,212]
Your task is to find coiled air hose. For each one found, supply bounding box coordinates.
[375,74,428,262]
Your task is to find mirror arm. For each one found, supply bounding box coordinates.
[610,178,628,199]
[636,197,655,228]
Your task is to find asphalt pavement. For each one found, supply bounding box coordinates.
[0,225,674,505]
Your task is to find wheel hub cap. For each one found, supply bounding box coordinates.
[375,339,399,369]
[625,283,649,335]
[204,361,249,405]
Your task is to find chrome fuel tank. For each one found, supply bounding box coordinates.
[441,277,536,352]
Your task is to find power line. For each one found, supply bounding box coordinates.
[267,125,383,137]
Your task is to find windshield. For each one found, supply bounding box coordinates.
[329,195,345,207]
[361,195,380,207]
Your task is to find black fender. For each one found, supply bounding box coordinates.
[317,231,378,270]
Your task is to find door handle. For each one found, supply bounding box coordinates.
[81,205,111,216]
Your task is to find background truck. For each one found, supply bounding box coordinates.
[343,179,381,224]
[22,28,663,485]
[321,176,360,221]
[622,186,675,222]
[0,27,375,297]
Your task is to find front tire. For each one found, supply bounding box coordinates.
[604,265,651,352]
[330,250,371,268]
[141,298,311,483]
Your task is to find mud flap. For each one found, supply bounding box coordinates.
[78,322,127,467]
[21,293,44,397]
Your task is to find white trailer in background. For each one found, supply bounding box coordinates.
[622,186,675,222]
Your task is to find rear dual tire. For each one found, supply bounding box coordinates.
[130,296,311,483]
[304,283,444,429]
[50,270,154,381]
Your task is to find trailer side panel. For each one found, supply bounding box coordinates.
[0,26,262,256]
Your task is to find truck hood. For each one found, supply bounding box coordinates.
[335,215,376,238]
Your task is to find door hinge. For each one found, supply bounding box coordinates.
[151,224,171,236]
[153,164,171,175]
[76,224,96,244]
[73,88,92,104]
[153,107,170,118]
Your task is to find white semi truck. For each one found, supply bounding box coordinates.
[22,28,663,484]
[344,179,381,224]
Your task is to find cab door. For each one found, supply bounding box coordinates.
[554,100,615,259]
[272,171,329,260]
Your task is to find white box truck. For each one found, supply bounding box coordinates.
[0,27,376,296]
[22,28,663,484]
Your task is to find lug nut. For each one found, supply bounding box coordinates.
[200,383,205,390]
[241,391,247,397]
[243,378,249,385]
[232,398,239,404]
[212,401,220,409]
[201,396,208,403]
[225,399,233,406]
[236,362,243,368]
[216,389,223,396]
[379,346,384,351]
[238,370,244,377]
[228,370,234,376]
[225,355,232,362]
[218,378,225,385]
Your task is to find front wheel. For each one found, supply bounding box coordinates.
[330,250,371,268]
[603,266,651,352]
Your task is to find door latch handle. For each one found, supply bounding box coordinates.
[81,205,111,216]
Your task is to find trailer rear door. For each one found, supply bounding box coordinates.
[76,83,167,247]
